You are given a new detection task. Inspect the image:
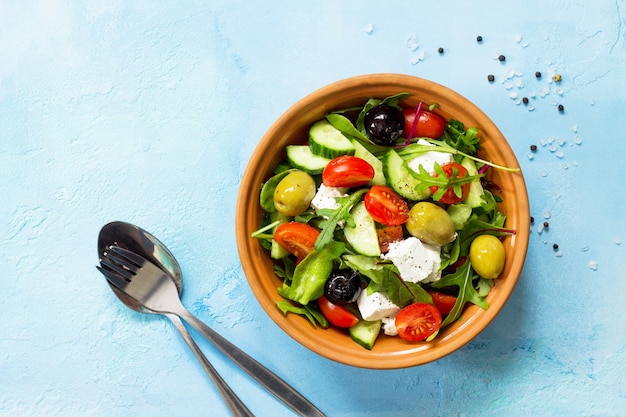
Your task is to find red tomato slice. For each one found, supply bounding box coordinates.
[429,162,471,205]
[402,108,446,139]
[273,222,319,260]
[322,155,375,188]
[364,185,409,226]
[395,302,442,341]
[426,291,457,316]
[318,295,359,328]
[376,225,404,252]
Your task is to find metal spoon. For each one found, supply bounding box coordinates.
[97,221,253,416]
[97,221,325,417]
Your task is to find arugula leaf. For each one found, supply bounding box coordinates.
[442,119,480,155]
[431,260,488,327]
[314,189,368,251]
[412,162,484,201]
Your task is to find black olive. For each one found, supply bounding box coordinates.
[363,104,405,146]
[324,270,362,305]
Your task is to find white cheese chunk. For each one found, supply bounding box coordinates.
[382,237,442,284]
[381,315,398,336]
[356,290,400,321]
[310,184,347,211]
[407,139,453,174]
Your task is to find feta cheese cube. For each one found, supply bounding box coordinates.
[407,139,453,173]
[356,290,400,321]
[382,237,442,284]
[310,184,347,211]
[381,315,398,336]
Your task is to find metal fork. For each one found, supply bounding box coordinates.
[99,245,325,417]
[97,266,253,417]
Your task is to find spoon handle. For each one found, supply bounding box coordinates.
[164,313,254,417]
[178,310,326,417]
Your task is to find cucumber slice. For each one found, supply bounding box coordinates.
[460,156,485,208]
[285,145,330,175]
[344,202,381,257]
[270,212,290,259]
[382,149,430,201]
[349,319,382,350]
[308,119,355,159]
[352,139,386,185]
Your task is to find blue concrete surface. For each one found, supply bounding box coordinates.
[2,1,625,416]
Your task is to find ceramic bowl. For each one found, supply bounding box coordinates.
[235,73,530,369]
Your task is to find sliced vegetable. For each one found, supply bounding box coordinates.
[426,290,457,316]
[395,302,442,342]
[308,119,355,159]
[318,295,359,328]
[363,185,409,226]
[402,108,446,139]
[274,222,319,260]
[285,145,330,175]
[349,319,382,350]
[322,155,375,188]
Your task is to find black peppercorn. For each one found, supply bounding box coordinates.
[558,104,564,112]
[438,47,444,54]
[553,243,559,250]
[530,144,537,152]
[498,54,506,62]
[477,35,483,42]
[535,71,542,78]
[530,216,535,223]
[543,221,549,228]
[487,74,495,82]
[522,97,529,104]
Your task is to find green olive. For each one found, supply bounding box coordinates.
[406,202,455,246]
[273,170,316,216]
[469,235,506,279]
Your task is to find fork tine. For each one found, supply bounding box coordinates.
[108,246,147,268]
[100,256,134,280]
[96,265,130,290]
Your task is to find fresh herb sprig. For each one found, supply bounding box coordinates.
[412,162,484,201]
[315,189,368,251]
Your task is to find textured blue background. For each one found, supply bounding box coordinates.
[2,1,625,416]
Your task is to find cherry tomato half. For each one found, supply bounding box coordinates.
[429,162,471,205]
[426,290,457,316]
[376,225,404,253]
[318,295,359,328]
[322,155,375,188]
[402,108,446,139]
[395,302,442,341]
[364,185,409,226]
[273,222,319,260]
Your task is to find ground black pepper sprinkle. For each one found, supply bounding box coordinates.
[523,97,529,104]
[558,104,564,112]
[543,221,549,228]
[535,71,542,78]
[530,144,537,152]
[498,54,506,62]
[438,47,444,54]
[476,35,483,42]
[488,74,495,82]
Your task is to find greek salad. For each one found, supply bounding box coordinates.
[252,93,518,349]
